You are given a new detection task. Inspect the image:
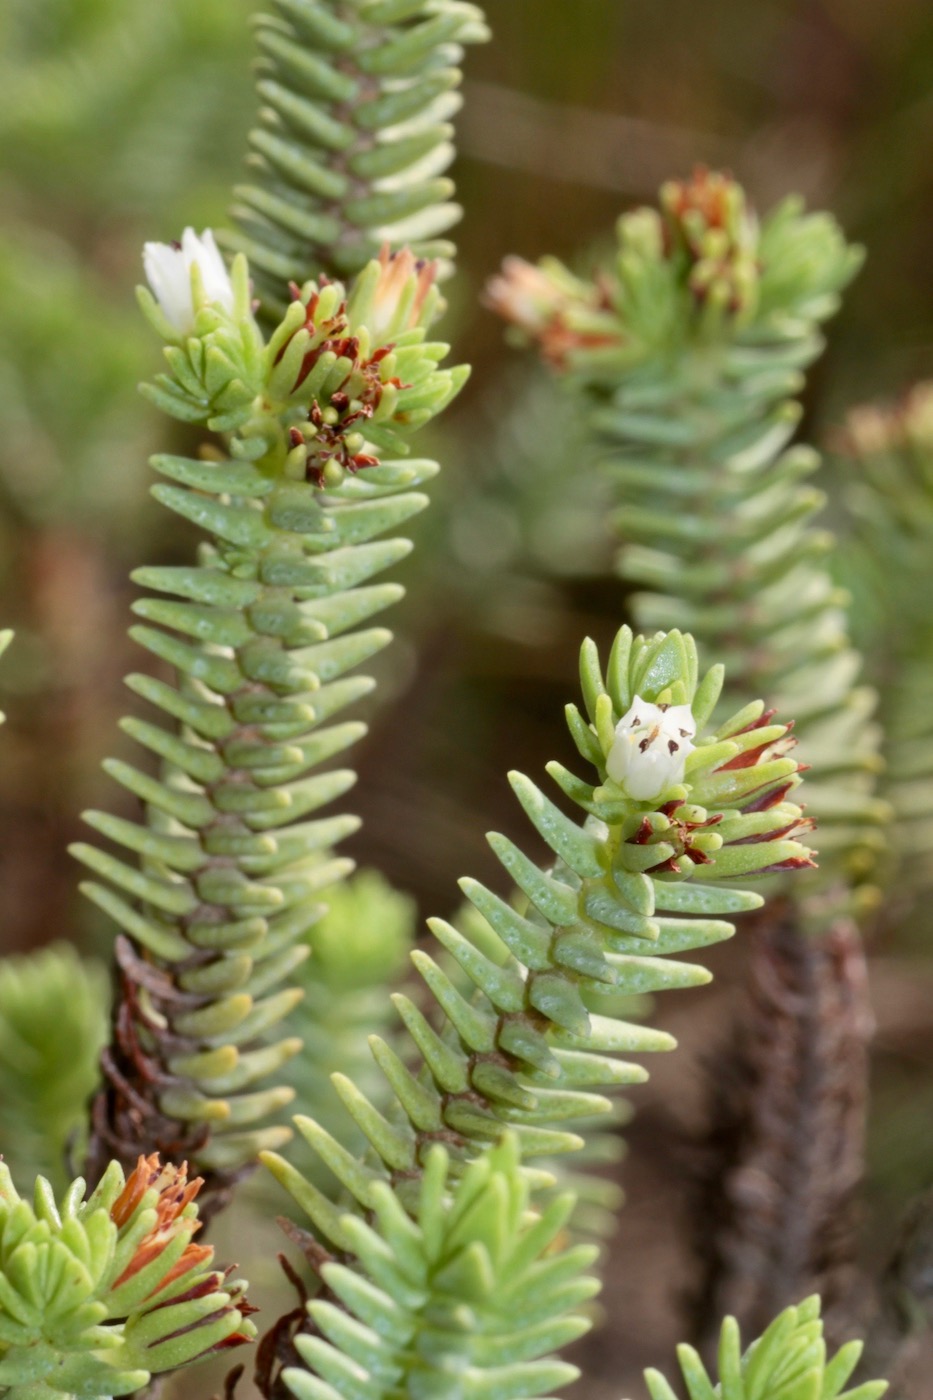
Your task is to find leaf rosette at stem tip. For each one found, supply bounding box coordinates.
[488,170,884,908]
[259,626,814,1261]
[74,240,466,1188]
[137,236,466,476]
[0,1154,255,1400]
[641,1295,887,1400]
[487,165,863,374]
[278,1132,598,1400]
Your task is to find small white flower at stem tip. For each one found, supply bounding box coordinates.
[607,695,697,800]
[142,228,235,335]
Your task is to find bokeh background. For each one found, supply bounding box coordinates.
[2,0,933,1392]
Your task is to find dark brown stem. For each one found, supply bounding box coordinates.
[690,903,872,1351]
[84,938,254,1221]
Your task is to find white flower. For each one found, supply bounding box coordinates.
[142,228,235,335]
[606,695,696,800]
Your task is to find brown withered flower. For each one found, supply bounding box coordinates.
[485,255,621,369]
[109,1154,212,1296]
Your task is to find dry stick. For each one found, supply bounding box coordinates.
[691,902,872,1353]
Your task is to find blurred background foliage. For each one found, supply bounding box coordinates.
[1,0,933,1393]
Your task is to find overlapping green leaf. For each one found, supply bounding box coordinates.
[840,383,933,904]
[75,250,465,1180]
[264,625,814,1243]
[228,0,489,313]
[490,171,887,912]
[644,1296,887,1400]
[0,1155,253,1400]
[284,1133,597,1400]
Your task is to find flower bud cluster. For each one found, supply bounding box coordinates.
[0,1154,254,1399]
[138,235,463,487]
[488,169,857,374]
[605,703,813,879]
[657,166,760,317]
[486,171,763,369]
[484,255,622,369]
[273,249,440,487]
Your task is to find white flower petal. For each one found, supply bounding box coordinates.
[143,227,235,335]
[663,702,697,738]
[607,695,696,800]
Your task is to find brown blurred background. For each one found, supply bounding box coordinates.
[2,0,933,1392]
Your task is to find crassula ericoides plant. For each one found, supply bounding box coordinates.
[643,1296,886,1400]
[0,5,902,1400]
[72,236,466,1193]
[226,0,489,312]
[262,623,814,1256]
[488,168,887,917]
[841,383,933,908]
[486,168,894,1346]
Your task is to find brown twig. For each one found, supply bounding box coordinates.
[690,903,873,1351]
[84,938,250,1222]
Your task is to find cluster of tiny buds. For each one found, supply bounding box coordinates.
[656,165,760,315]
[286,407,379,490]
[484,258,620,369]
[660,168,749,251]
[142,233,434,489]
[279,276,405,488]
